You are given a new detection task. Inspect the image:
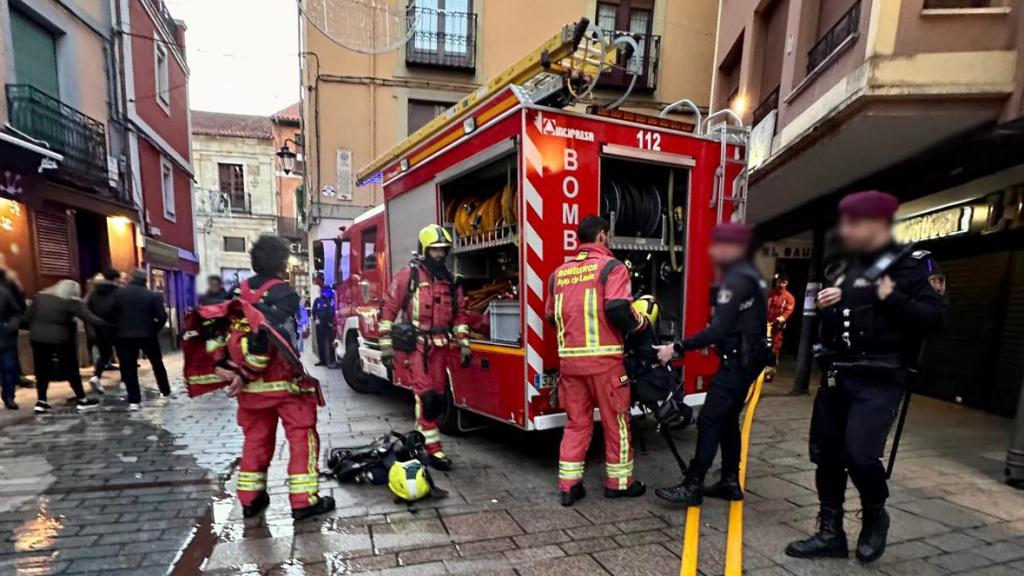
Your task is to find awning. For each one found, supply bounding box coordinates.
[143,237,182,268]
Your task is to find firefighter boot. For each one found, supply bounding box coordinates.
[560,483,586,507]
[292,496,336,522]
[428,452,453,471]
[242,492,270,519]
[604,480,647,499]
[655,476,703,507]
[704,471,743,501]
[856,506,890,563]
[785,507,849,559]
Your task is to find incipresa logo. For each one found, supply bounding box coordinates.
[534,112,594,142]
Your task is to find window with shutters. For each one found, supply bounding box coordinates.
[218,163,247,212]
[34,211,74,277]
[10,7,60,98]
[161,157,175,221]
[408,100,455,135]
[594,0,659,90]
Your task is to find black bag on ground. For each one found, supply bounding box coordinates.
[324,431,427,485]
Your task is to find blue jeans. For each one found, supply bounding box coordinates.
[0,347,18,403]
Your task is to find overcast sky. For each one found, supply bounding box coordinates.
[164,0,301,116]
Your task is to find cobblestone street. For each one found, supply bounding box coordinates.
[1,353,1023,575]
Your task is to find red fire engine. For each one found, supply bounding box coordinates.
[328,20,748,433]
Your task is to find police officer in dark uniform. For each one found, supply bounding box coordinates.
[786,191,945,563]
[654,222,769,506]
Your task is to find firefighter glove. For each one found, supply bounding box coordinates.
[459,345,472,368]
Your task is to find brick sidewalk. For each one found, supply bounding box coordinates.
[1,355,1023,575]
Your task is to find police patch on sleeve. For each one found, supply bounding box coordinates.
[717,288,733,304]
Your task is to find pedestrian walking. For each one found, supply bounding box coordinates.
[0,263,25,410]
[546,216,647,506]
[379,225,471,471]
[312,287,336,367]
[785,191,945,563]
[655,222,769,506]
[295,302,310,355]
[198,274,229,305]
[225,235,335,521]
[765,273,795,382]
[24,279,107,413]
[86,268,121,394]
[114,270,171,410]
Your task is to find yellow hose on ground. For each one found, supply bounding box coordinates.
[724,370,766,575]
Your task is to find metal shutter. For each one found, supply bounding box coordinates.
[919,252,1008,409]
[34,211,75,277]
[10,8,60,98]
[991,250,1024,417]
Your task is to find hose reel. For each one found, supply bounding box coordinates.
[601,177,663,238]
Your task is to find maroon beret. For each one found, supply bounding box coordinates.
[838,190,899,219]
[711,222,752,244]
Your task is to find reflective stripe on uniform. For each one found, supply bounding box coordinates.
[558,461,585,481]
[554,293,566,350]
[557,344,624,357]
[583,287,598,349]
[241,380,314,395]
[415,396,442,444]
[237,471,267,491]
[410,283,421,328]
[240,337,269,369]
[379,320,393,333]
[288,472,319,494]
[187,373,225,385]
[615,413,630,489]
[206,336,227,353]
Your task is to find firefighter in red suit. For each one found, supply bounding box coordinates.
[221,236,335,521]
[766,274,796,382]
[546,216,647,507]
[379,225,471,471]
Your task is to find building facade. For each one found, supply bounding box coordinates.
[715,0,1023,415]
[298,0,721,284]
[191,111,279,290]
[271,102,310,297]
[0,0,138,296]
[112,0,197,335]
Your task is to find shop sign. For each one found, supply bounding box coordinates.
[761,240,812,259]
[144,237,180,268]
[982,186,1024,234]
[895,206,972,243]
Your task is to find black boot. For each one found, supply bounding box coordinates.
[785,506,849,559]
[560,483,586,507]
[655,476,703,506]
[242,492,270,519]
[428,453,453,471]
[856,506,890,563]
[292,495,336,521]
[704,472,743,501]
[604,480,646,499]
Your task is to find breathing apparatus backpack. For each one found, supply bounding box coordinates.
[323,431,448,505]
[625,297,693,430]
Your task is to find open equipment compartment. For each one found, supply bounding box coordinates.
[600,155,690,341]
[438,150,521,345]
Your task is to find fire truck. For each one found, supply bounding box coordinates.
[330,19,748,433]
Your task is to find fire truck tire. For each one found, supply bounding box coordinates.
[341,342,380,394]
[436,378,463,436]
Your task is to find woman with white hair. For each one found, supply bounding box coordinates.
[23,279,110,413]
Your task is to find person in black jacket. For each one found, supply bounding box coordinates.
[312,287,336,367]
[0,261,25,409]
[24,279,108,413]
[198,274,229,305]
[654,222,768,507]
[114,269,171,409]
[87,268,121,394]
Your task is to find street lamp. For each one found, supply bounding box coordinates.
[276,138,300,174]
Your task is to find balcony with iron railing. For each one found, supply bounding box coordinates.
[751,86,780,129]
[405,6,477,70]
[277,216,306,241]
[5,84,110,190]
[597,33,661,92]
[806,0,861,75]
[146,0,185,59]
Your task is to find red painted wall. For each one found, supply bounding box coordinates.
[128,0,191,160]
[138,138,194,253]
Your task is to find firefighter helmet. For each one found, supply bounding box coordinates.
[388,459,432,502]
[418,225,452,256]
[632,295,660,326]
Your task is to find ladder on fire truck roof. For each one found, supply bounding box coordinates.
[356,18,623,184]
[705,109,750,225]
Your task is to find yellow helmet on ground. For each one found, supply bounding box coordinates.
[418,224,452,256]
[632,295,660,326]
[388,459,432,502]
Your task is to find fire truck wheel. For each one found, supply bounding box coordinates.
[436,379,463,436]
[342,342,380,394]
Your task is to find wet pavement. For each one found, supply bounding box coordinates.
[1,353,1023,575]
